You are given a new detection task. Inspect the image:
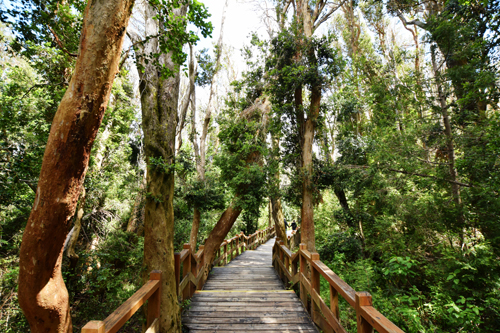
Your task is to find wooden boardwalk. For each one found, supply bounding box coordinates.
[182,238,318,332]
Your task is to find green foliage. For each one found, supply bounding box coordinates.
[65,231,145,329]
[215,103,268,234]
[137,0,213,78]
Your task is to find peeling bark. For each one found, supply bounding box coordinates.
[66,187,86,266]
[17,1,134,332]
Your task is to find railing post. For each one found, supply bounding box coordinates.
[223,241,228,265]
[147,270,162,329]
[278,240,285,281]
[236,236,240,256]
[174,253,180,299]
[240,232,245,253]
[181,243,191,300]
[284,251,290,286]
[299,243,308,309]
[198,245,205,289]
[330,284,340,321]
[190,246,198,297]
[82,321,105,333]
[356,292,374,333]
[310,253,321,326]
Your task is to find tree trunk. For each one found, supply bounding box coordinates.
[300,84,321,252]
[66,187,86,267]
[177,43,196,153]
[269,134,287,245]
[189,207,201,250]
[17,1,134,332]
[431,47,464,243]
[271,197,287,245]
[202,204,242,274]
[333,187,358,230]
[130,3,187,332]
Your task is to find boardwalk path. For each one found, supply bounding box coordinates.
[182,238,318,332]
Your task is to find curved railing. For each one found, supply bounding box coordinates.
[272,239,404,333]
[176,226,275,300]
[82,225,276,332]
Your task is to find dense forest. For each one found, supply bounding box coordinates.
[0,0,499,332]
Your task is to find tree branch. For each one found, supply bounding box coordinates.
[47,25,77,57]
[344,164,472,187]
[313,0,347,31]
[395,9,426,29]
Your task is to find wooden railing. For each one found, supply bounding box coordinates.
[287,226,301,250]
[176,226,275,300]
[272,240,404,333]
[82,226,275,332]
[82,271,161,333]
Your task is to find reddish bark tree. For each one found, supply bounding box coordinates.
[17,1,135,332]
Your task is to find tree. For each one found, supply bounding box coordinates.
[202,97,270,273]
[17,1,135,332]
[128,1,211,331]
[189,0,228,250]
[266,0,344,251]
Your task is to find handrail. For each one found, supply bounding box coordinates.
[82,226,276,332]
[82,271,161,333]
[272,240,404,333]
[176,225,276,301]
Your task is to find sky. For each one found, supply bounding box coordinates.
[191,0,271,85]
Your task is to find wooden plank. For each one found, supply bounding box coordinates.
[145,318,159,333]
[189,296,298,302]
[179,248,190,261]
[183,317,312,324]
[189,328,318,333]
[103,280,159,333]
[312,260,356,307]
[360,305,405,333]
[194,290,295,294]
[190,301,304,307]
[184,311,308,318]
[82,321,105,333]
[184,323,318,330]
[310,283,347,333]
[188,306,306,312]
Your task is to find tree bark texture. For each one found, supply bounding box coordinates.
[189,207,201,250]
[176,43,196,153]
[293,0,339,252]
[300,85,321,252]
[17,1,134,332]
[271,197,287,246]
[130,3,187,332]
[269,134,287,246]
[66,187,86,265]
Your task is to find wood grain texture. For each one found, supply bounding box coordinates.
[183,238,318,332]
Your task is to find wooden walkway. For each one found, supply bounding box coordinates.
[182,238,319,332]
